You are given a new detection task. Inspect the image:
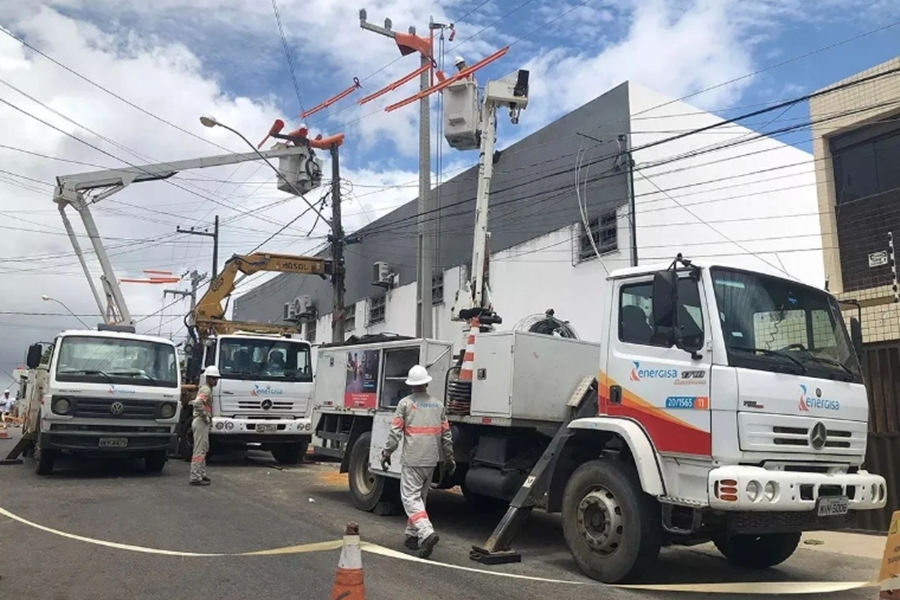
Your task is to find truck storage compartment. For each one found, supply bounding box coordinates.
[470,330,601,421]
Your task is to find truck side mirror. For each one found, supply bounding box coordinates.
[850,317,863,358]
[651,270,677,329]
[26,343,43,369]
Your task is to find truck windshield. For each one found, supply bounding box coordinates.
[218,338,313,383]
[55,336,179,388]
[710,267,862,383]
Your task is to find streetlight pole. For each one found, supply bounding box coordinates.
[41,295,90,328]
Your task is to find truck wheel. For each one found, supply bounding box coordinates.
[33,434,55,476]
[713,532,801,569]
[272,442,308,465]
[561,458,662,584]
[144,451,167,473]
[177,424,193,461]
[348,432,399,513]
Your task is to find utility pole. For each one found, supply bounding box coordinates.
[176,216,219,280]
[330,144,346,344]
[360,10,451,339]
[163,270,207,313]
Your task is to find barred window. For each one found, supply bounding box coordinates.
[579,209,618,261]
[344,307,356,332]
[306,320,316,343]
[432,272,444,305]
[368,295,386,325]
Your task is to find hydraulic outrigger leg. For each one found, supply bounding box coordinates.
[470,376,598,564]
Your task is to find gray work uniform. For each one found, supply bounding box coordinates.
[189,384,212,483]
[383,392,453,541]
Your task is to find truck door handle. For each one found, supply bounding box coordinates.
[609,385,622,405]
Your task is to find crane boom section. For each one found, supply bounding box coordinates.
[194,252,333,323]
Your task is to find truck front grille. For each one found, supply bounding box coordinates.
[772,426,852,449]
[72,397,158,420]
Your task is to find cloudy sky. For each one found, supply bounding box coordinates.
[0,0,899,388]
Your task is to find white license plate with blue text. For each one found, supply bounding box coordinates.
[98,438,128,448]
[816,496,849,517]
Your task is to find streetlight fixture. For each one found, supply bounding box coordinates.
[198,115,330,226]
[42,295,90,328]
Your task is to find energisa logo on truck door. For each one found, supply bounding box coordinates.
[629,362,706,385]
[251,384,285,397]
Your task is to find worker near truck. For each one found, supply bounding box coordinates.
[380,364,455,559]
[0,389,13,429]
[189,366,219,486]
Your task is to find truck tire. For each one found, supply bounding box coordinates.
[713,532,801,569]
[272,442,308,465]
[561,458,662,584]
[144,451,167,473]
[348,431,399,513]
[33,434,55,476]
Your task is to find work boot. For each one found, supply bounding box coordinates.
[189,480,210,486]
[417,533,440,559]
[403,535,418,550]
[202,476,211,482]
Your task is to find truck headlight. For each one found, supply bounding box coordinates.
[746,480,761,502]
[51,397,72,415]
[764,481,779,501]
[159,402,177,419]
[224,421,234,431]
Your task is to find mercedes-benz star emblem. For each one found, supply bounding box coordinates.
[110,401,125,416]
[810,421,828,450]
[260,399,273,411]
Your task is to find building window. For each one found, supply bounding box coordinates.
[578,209,617,261]
[344,307,356,332]
[432,272,444,305]
[306,320,316,343]
[619,279,704,347]
[830,120,900,204]
[368,295,386,325]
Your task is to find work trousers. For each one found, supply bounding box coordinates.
[400,465,435,541]
[190,416,210,482]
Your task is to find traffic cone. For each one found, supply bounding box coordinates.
[0,427,10,440]
[330,522,364,600]
[457,317,479,384]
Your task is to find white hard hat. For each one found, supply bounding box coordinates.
[3,389,8,394]
[405,365,433,387]
[203,365,221,379]
[454,56,465,65]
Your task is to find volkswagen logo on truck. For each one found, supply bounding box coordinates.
[109,401,125,416]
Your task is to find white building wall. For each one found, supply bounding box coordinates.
[302,82,823,355]
[627,82,824,287]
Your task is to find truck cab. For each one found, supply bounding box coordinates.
[185,332,314,464]
[29,325,182,475]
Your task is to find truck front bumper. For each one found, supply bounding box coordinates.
[708,465,887,512]
[209,417,312,444]
[41,430,175,454]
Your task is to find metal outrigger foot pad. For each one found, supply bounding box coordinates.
[469,545,522,565]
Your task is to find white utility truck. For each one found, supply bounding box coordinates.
[181,331,315,464]
[312,57,887,583]
[21,324,182,475]
[314,259,886,583]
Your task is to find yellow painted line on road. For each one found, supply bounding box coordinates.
[0,503,877,594]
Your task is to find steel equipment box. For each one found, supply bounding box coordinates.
[469,331,601,422]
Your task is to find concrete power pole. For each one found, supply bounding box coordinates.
[330,144,346,344]
[360,11,453,339]
[176,216,220,280]
[164,270,207,314]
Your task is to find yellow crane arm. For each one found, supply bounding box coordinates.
[193,252,332,325]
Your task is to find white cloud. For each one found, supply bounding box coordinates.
[0,0,887,383]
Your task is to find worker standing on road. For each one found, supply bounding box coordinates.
[380,364,455,559]
[0,390,12,429]
[189,366,219,486]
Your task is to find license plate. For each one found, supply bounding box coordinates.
[816,496,849,517]
[256,424,276,433]
[98,438,128,448]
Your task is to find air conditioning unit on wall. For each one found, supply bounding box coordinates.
[372,261,398,289]
[283,295,316,321]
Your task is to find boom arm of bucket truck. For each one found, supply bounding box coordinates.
[443,69,530,328]
[52,144,324,326]
[190,251,333,337]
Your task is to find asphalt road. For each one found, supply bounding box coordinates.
[0,439,884,600]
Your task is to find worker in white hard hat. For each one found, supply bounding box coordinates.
[454,56,467,72]
[0,389,12,429]
[189,365,219,486]
[381,364,455,558]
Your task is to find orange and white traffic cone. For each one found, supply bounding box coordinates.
[457,317,479,384]
[331,522,365,600]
